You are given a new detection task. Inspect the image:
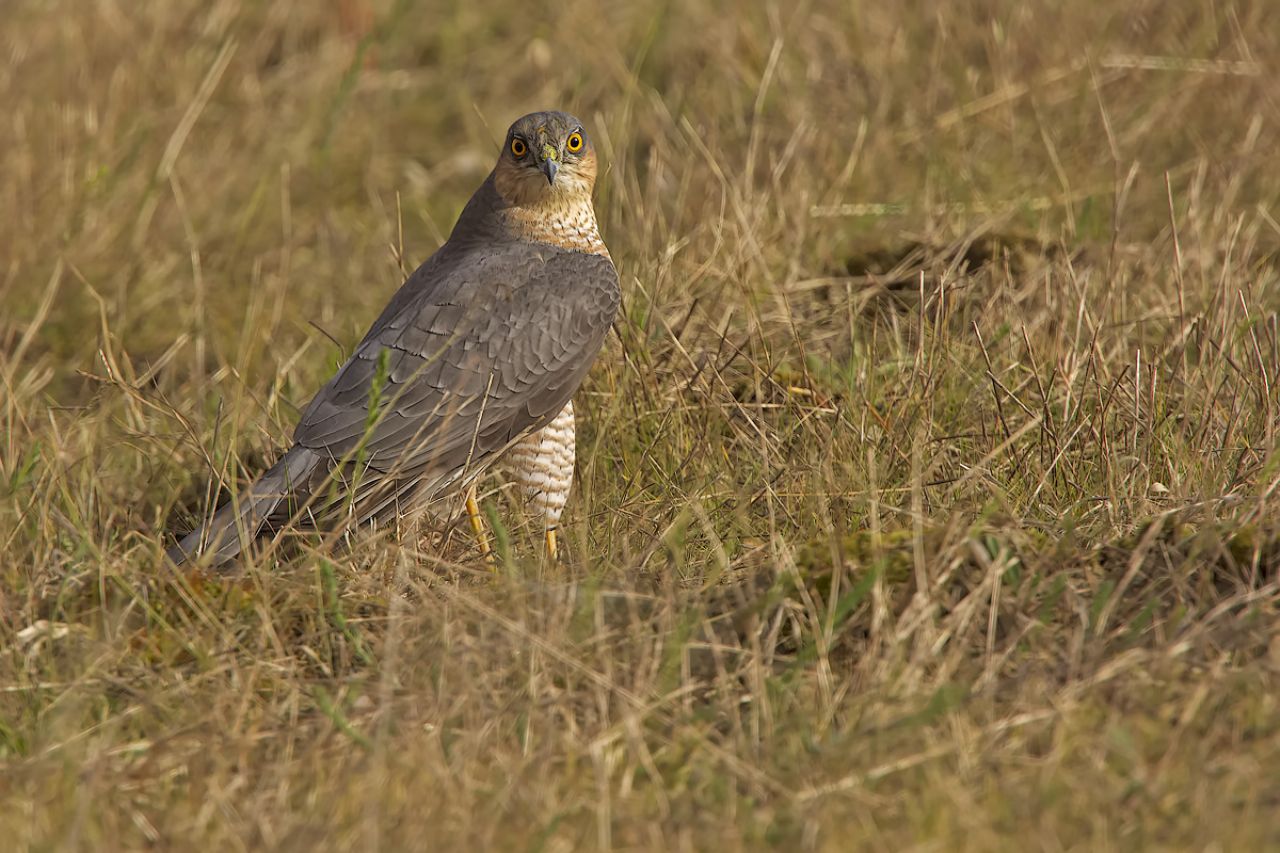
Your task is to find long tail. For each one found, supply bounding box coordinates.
[167,446,323,568]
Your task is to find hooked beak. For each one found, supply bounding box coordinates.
[539,158,559,186]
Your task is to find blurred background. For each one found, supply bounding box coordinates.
[4,0,1276,400]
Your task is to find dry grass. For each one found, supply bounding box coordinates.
[4,1,1280,849]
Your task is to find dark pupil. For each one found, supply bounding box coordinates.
[570,135,580,148]
[513,140,524,153]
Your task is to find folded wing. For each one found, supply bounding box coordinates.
[292,243,619,521]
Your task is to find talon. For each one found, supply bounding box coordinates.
[466,487,494,565]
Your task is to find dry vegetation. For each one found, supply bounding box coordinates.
[4,1,1280,849]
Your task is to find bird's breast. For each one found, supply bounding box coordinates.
[500,197,610,257]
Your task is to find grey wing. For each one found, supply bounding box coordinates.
[292,245,619,518]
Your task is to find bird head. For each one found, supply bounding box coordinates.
[493,111,597,207]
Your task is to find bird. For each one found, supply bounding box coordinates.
[168,110,620,568]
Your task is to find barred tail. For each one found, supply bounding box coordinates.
[167,446,322,568]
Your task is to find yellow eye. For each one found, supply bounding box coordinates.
[566,132,584,153]
[510,137,527,157]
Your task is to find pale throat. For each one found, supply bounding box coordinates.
[500,191,610,257]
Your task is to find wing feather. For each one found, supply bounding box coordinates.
[292,242,618,522]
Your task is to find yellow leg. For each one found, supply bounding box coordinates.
[465,486,493,562]
[544,526,558,562]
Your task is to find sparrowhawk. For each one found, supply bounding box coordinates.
[168,110,620,567]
